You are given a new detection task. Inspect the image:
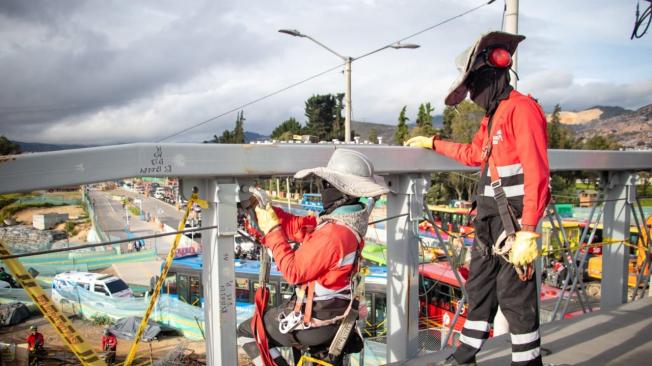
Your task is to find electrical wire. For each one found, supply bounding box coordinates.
[157,0,498,142]
[156,63,344,142]
[631,0,652,39]
[355,0,497,61]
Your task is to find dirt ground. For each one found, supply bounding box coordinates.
[14,206,85,225]
[0,315,207,365]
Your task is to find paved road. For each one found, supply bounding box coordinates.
[88,188,179,255]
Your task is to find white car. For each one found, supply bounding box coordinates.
[51,271,133,303]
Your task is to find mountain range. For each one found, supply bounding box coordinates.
[13,103,650,152]
[548,103,652,149]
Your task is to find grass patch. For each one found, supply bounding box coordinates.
[129,206,141,216]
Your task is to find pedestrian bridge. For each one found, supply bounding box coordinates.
[1,143,651,365]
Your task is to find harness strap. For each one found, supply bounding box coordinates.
[303,281,316,326]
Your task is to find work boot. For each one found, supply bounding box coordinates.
[430,354,477,366]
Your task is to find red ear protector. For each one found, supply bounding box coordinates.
[486,48,512,68]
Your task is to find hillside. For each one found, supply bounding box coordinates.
[572,104,652,149]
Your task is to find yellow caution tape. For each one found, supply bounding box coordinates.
[0,240,106,366]
[124,193,204,366]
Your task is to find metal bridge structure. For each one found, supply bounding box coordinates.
[1,143,651,365]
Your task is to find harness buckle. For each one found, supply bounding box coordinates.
[279,311,303,334]
[490,179,502,189]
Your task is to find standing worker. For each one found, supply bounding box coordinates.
[102,328,118,365]
[27,325,45,364]
[237,149,389,366]
[407,31,549,366]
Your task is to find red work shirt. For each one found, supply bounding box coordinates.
[434,90,550,226]
[27,332,44,350]
[264,207,361,300]
[102,334,118,351]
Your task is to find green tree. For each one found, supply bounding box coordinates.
[271,117,302,141]
[415,102,435,135]
[547,104,575,149]
[442,106,456,138]
[451,101,484,143]
[233,110,245,143]
[204,111,246,144]
[583,135,621,150]
[368,128,378,144]
[394,106,410,145]
[0,136,21,155]
[304,94,340,141]
[331,93,345,141]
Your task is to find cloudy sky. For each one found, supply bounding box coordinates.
[1,0,651,144]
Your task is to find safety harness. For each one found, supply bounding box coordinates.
[477,113,527,277]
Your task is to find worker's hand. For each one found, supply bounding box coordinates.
[509,231,540,267]
[404,136,434,149]
[254,203,280,235]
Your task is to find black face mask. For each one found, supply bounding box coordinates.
[319,180,359,215]
[467,66,512,115]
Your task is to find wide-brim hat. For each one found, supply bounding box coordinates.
[294,149,389,198]
[444,31,525,106]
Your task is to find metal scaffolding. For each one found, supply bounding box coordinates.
[1,143,651,365]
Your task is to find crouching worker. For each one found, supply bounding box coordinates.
[238,149,389,366]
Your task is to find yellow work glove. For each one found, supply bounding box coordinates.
[254,203,280,235]
[404,136,434,149]
[509,231,540,267]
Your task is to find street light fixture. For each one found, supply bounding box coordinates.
[279,29,420,143]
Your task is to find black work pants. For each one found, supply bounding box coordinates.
[238,304,340,359]
[452,216,542,366]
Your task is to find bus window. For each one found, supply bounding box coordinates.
[164,273,177,295]
[280,282,294,301]
[374,294,387,335]
[189,276,202,306]
[236,278,250,302]
[177,274,189,303]
[253,281,278,306]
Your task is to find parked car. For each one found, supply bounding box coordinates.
[51,271,133,304]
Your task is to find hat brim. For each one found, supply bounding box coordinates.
[444,32,525,106]
[294,168,389,198]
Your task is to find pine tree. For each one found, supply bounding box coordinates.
[271,117,303,140]
[394,106,409,145]
[368,128,378,144]
[233,111,245,143]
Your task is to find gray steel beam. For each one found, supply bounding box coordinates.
[600,172,633,310]
[1,144,652,194]
[386,174,426,363]
[197,178,238,366]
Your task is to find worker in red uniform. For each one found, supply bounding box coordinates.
[407,31,549,366]
[237,148,389,366]
[27,325,45,363]
[101,328,118,365]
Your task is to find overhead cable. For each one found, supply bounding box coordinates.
[158,0,498,141]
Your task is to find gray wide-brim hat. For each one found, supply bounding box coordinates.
[294,149,389,198]
[444,31,525,106]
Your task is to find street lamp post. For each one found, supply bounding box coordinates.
[279,29,419,143]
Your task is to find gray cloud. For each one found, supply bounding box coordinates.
[0,0,650,144]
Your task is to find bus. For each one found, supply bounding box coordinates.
[299,193,323,212]
[162,254,571,344]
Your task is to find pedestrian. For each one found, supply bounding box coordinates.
[407,31,549,366]
[101,328,118,365]
[237,149,389,366]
